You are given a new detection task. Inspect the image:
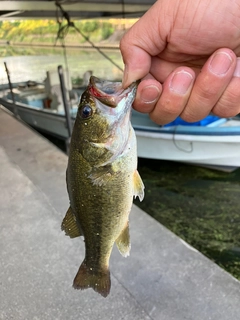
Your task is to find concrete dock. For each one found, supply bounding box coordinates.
[1,106,240,320]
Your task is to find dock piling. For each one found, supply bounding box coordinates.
[57,65,72,153]
[4,61,18,117]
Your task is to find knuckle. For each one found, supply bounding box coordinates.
[180,110,200,122]
[194,72,231,104]
[212,81,240,117]
[159,98,183,116]
[148,98,183,125]
[197,84,220,102]
[149,112,171,125]
[223,89,240,104]
[213,99,240,118]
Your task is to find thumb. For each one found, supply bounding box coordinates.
[120,0,169,87]
[120,40,152,88]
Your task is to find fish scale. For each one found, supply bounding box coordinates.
[62,76,144,297]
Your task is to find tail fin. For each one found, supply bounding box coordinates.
[73,259,111,298]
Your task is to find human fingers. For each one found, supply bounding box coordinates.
[149,55,206,83]
[132,56,207,115]
[120,44,152,89]
[148,67,195,125]
[180,49,237,122]
[120,1,168,88]
[133,76,162,113]
[212,58,240,117]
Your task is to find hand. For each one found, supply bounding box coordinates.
[120,0,240,124]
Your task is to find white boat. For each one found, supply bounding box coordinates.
[1,76,240,171]
[132,110,240,171]
[0,69,85,139]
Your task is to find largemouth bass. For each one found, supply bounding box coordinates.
[62,76,144,297]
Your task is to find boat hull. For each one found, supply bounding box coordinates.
[135,130,240,167]
[0,98,72,139]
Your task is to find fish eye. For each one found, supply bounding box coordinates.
[80,104,93,119]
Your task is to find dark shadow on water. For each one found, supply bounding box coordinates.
[134,158,240,280]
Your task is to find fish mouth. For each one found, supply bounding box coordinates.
[88,76,139,108]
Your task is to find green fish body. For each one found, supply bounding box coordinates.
[62,76,144,297]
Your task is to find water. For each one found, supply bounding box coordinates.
[134,159,240,280]
[0,46,123,84]
[2,46,240,280]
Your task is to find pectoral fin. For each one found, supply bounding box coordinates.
[88,169,112,186]
[115,222,131,257]
[133,170,145,202]
[88,165,120,187]
[61,207,82,238]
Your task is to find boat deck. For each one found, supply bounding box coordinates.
[1,106,240,320]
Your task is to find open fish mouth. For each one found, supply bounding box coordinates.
[89,76,139,107]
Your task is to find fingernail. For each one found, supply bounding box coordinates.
[209,52,233,75]
[233,58,240,77]
[140,85,161,103]
[169,71,193,94]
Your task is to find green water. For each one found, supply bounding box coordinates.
[0,46,123,84]
[134,159,240,279]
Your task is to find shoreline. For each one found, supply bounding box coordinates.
[0,40,120,51]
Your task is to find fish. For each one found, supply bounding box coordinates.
[61,76,144,298]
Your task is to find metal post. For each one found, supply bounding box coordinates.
[4,61,18,117]
[57,65,72,154]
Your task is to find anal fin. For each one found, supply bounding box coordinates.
[61,207,82,238]
[133,170,145,202]
[115,222,131,257]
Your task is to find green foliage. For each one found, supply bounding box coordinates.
[11,21,21,27]
[0,19,117,43]
[101,22,114,40]
[81,20,100,33]
[71,76,83,86]
[0,20,57,40]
